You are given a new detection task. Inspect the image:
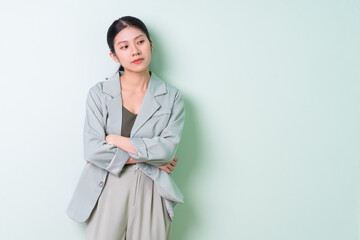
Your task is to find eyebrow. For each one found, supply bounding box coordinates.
[117,34,145,46]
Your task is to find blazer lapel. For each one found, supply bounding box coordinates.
[130,89,159,136]
[102,70,167,137]
[103,72,123,135]
[130,71,167,137]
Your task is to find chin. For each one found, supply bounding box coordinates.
[126,66,150,74]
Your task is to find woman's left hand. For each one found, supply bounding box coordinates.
[105,134,118,145]
[105,134,138,155]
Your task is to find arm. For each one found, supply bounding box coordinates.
[105,135,137,155]
[83,85,130,176]
[128,90,185,166]
[105,135,180,172]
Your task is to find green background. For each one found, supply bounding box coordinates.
[0,0,359,239]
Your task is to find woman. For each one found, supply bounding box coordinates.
[66,16,185,240]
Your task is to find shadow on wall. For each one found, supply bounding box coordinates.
[172,96,202,240]
[149,27,202,239]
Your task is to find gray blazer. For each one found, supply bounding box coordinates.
[66,71,185,223]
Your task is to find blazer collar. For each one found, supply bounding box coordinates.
[102,70,167,137]
[103,70,167,97]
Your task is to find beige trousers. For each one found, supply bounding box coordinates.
[85,164,172,240]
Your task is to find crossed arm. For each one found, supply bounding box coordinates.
[104,134,178,174]
[83,84,185,176]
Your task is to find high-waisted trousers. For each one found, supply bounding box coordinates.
[85,164,172,240]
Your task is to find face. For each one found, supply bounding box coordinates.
[109,26,153,74]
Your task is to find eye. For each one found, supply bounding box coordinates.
[137,40,145,44]
[120,45,128,49]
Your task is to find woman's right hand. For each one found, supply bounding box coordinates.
[126,156,178,174]
[123,157,180,174]
[154,156,178,174]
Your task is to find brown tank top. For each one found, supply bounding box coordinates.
[121,106,137,137]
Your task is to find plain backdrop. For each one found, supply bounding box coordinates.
[0,1,359,239]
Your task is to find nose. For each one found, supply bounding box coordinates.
[131,44,141,56]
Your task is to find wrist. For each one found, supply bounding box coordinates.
[113,135,123,149]
[126,157,137,164]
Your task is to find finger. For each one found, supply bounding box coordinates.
[174,157,178,161]
[163,166,171,173]
[168,165,175,171]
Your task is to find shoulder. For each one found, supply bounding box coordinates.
[84,80,107,108]
[165,81,181,97]
[88,81,105,95]
[165,82,183,104]
[153,75,184,112]
[152,72,182,100]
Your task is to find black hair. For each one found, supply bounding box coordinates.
[107,16,152,74]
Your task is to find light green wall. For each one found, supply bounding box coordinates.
[0,1,358,239]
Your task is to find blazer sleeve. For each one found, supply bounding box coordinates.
[83,85,130,176]
[128,89,185,166]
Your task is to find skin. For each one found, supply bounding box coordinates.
[104,26,178,174]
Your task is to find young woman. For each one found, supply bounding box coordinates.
[66,16,185,240]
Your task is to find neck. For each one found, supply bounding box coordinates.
[120,68,151,92]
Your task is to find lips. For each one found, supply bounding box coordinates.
[132,58,144,63]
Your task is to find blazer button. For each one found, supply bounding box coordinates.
[99,181,104,187]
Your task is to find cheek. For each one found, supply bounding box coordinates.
[116,54,126,64]
[142,44,152,55]
[113,49,127,61]
[146,55,152,64]
[144,49,152,62]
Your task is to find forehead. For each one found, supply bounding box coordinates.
[114,27,145,43]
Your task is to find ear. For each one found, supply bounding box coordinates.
[109,51,120,63]
[150,41,153,52]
